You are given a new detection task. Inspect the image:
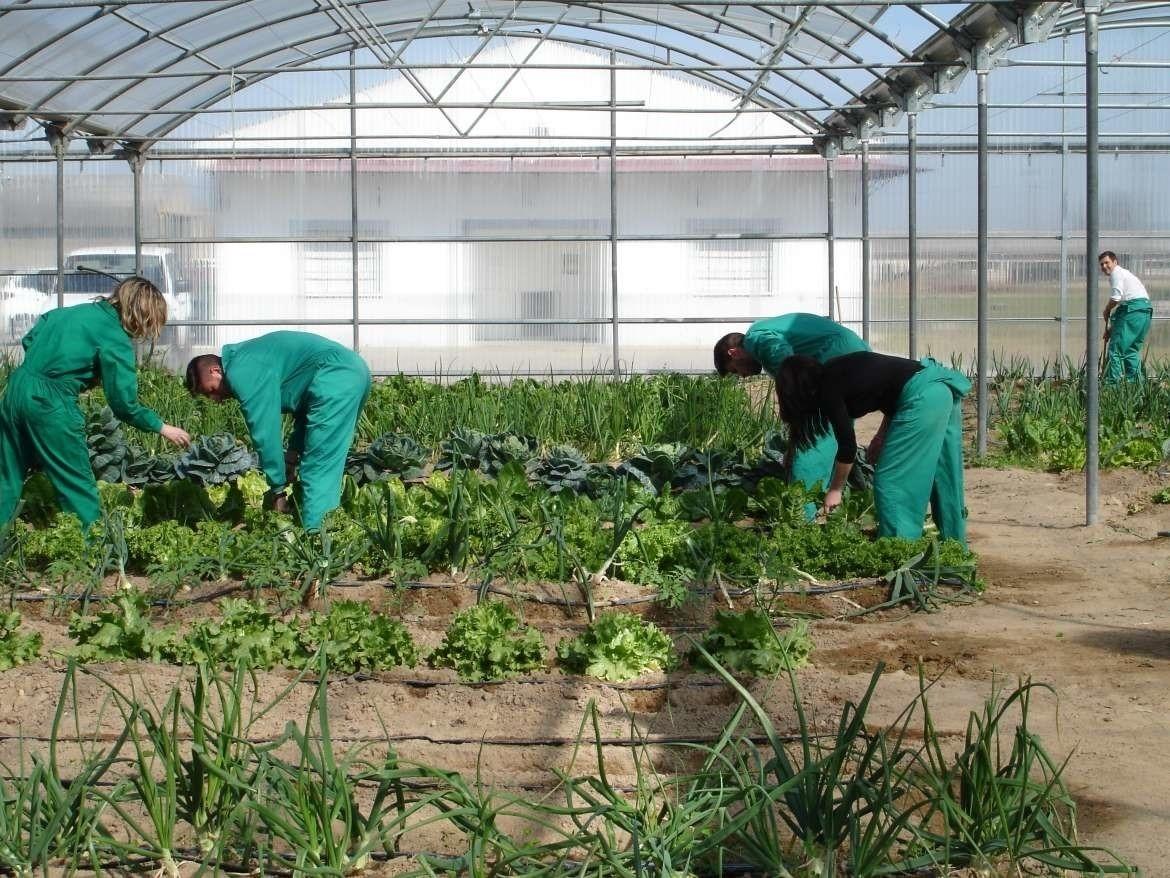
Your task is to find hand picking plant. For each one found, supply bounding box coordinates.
[689,609,812,676]
[427,601,545,681]
[555,611,678,682]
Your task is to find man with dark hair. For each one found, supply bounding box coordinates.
[1098,251,1152,383]
[714,314,869,517]
[187,332,370,530]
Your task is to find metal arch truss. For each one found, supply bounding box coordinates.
[0,0,1126,157]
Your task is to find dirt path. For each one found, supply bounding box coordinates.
[804,466,1170,873]
[1,466,1167,872]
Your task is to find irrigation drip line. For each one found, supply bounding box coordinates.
[137,847,772,878]
[0,730,785,747]
[14,662,765,693]
[4,573,890,608]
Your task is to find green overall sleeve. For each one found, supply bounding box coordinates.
[98,342,163,435]
[228,357,287,490]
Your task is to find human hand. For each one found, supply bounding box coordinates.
[160,424,191,448]
[264,489,291,514]
[823,488,843,514]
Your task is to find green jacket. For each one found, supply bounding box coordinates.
[743,313,869,376]
[17,300,162,433]
[222,332,358,490]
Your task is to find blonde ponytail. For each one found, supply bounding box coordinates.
[107,276,167,340]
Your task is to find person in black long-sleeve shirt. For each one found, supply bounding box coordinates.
[776,351,970,546]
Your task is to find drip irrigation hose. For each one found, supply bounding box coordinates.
[0,730,789,747]
[4,574,891,608]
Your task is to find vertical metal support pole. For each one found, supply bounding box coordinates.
[861,141,871,343]
[131,152,144,275]
[1058,36,1069,366]
[1059,141,1069,366]
[609,50,620,379]
[826,158,836,321]
[350,49,360,352]
[907,112,918,358]
[976,70,990,458]
[1085,6,1101,525]
[51,130,66,309]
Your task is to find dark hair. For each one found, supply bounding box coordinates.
[776,355,830,450]
[1098,250,1118,262]
[185,354,222,395]
[713,332,761,375]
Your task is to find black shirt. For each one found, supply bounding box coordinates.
[816,352,923,463]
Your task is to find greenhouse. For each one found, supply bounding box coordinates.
[0,1,1167,876]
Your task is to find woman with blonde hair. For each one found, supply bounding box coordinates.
[0,276,190,526]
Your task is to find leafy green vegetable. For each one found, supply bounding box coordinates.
[428,601,545,681]
[526,445,596,494]
[68,589,177,663]
[172,599,301,669]
[174,434,256,485]
[690,610,812,676]
[436,427,486,471]
[0,611,42,670]
[556,612,677,682]
[298,600,418,673]
[346,432,428,484]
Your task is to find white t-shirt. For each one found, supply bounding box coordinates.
[1108,265,1149,303]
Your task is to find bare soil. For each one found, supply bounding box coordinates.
[2,465,1169,874]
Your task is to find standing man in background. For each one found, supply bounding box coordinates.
[186,332,370,531]
[1099,251,1152,384]
[714,313,870,516]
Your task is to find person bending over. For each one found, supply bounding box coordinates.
[775,351,969,548]
[186,331,370,531]
[714,313,869,515]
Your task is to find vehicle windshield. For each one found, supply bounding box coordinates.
[62,255,165,294]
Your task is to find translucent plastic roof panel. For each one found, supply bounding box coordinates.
[0,0,1107,149]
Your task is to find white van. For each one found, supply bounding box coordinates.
[60,248,191,347]
[2,248,193,347]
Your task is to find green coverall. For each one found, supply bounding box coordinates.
[0,301,163,526]
[223,332,370,530]
[1104,300,1153,384]
[742,314,869,515]
[872,359,969,547]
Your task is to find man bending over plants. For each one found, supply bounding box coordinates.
[186,332,370,531]
[714,313,869,517]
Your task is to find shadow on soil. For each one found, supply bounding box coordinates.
[1072,627,1170,660]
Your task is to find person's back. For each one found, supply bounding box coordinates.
[743,313,867,375]
[18,301,127,394]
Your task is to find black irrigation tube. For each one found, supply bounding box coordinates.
[0,731,787,747]
[13,661,765,692]
[3,573,890,609]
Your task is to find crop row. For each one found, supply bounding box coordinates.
[987,358,1170,470]
[1,594,813,683]
[0,655,1134,877]
[5,468,974,609]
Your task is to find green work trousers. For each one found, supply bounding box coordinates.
[873,360,969,547]
[294,354,371,531]
[0,371,100,526]
[790,431,839,520]
[1104,301,1152,384]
